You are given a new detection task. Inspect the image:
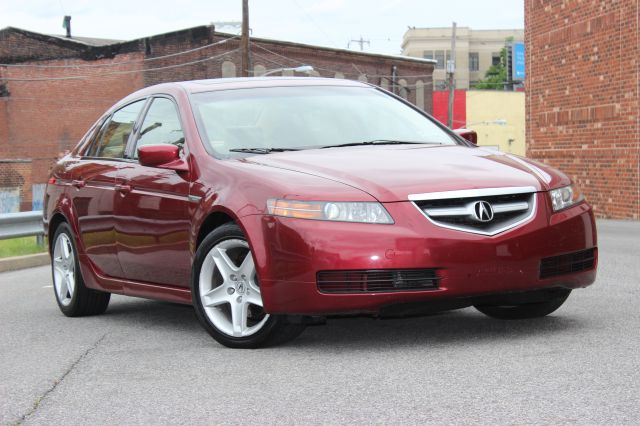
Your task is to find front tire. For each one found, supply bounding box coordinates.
[51,223,110,316]
[192,223,305,349]
[474,288,571,320]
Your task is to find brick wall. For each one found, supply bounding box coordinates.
[1,53,145,191]
[141,28,433,107]
[525,0,639,219]
[0,26,434,211]
[0,29,81,62]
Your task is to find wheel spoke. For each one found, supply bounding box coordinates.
[57,276,68,300]
[211,247,238,277]
[61,237,71,261]
[53,255,64,266]
[53,265,65,279]
[202,285,228,307]
[245,290,263,307]
[55,237,64,261]
[66,272,75,298]
[239,253,255,278]
[230,300,249,337]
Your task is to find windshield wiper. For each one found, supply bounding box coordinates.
[321,140,441,149]
[229,147,301,154]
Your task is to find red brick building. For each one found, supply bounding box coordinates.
[525,1,639,219]
[0,26,435,211]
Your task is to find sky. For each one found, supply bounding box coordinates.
[0,0,524,55]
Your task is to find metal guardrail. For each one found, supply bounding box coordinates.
[0,211,44,240]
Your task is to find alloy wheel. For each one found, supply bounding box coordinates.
[198,239,269,337]
[53,233,76,306]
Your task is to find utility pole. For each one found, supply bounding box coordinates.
[241,0,250,77]
[348,36,370,51]
[447,22,457,128]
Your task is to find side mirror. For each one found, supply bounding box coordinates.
[453,128,478,145]
[138,145,189,172]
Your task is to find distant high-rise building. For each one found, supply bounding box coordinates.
[402,27,523,90]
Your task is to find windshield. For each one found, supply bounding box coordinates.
[190,86,458,157]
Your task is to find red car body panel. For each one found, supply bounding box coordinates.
[44,78,597,315]
[245,145,570,202]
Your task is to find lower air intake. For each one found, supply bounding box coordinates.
[539,248,596,279]
[317,269,439,294]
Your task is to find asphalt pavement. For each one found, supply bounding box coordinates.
[1,220,639,425]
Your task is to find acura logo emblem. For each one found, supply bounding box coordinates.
[473,201,494,222]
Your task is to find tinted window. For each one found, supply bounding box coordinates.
[134,97,184,158]
[91,100,145,158]
[80,117,108,156]
[191,86,456,158]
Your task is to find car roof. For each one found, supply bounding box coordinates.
[179,77,370,93]
[113,77,372,111]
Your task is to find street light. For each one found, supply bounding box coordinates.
[260,65,315,76]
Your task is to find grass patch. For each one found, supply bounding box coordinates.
[0,236,47,258]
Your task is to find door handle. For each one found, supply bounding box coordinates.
[71,179,85,188]
[115,184,132,194]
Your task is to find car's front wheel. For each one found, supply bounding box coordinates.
[192,223,305,348]
[51,223,110,316]
[474,288,571,320]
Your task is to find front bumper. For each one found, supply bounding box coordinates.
[242,193,597,315]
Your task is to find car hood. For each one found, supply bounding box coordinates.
[244,145,569,202]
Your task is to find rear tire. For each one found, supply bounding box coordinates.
[51,223,110,317]
[474,288,571,320]
[192,223,305,349]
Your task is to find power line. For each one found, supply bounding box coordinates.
[0,48,241,82]
[0,35,240,68]
[290,0,340,49]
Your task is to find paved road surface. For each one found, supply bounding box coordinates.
[1,220,639,425]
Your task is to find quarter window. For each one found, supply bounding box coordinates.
[134,97,184,158]
[80,117,107,156]
[90,100,145,158]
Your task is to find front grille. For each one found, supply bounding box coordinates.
[317,269,439,294]
[411,187,536,235]
[540,248,596,279]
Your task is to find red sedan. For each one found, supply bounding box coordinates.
[44,78,597,348]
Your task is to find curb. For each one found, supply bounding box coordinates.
[0,253,50,273]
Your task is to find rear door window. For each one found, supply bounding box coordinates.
[89,100,145,159]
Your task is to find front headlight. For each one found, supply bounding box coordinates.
[549,184,584,212]
[267,199,394,224]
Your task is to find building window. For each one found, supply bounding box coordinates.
[435,50,445,69]
[469,52,479,71]
[492,52,501,66]
[423,50,433,60]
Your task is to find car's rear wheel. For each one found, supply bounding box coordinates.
[51,223,110,316]
[192,223,305,348]
[474,288,571,320]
